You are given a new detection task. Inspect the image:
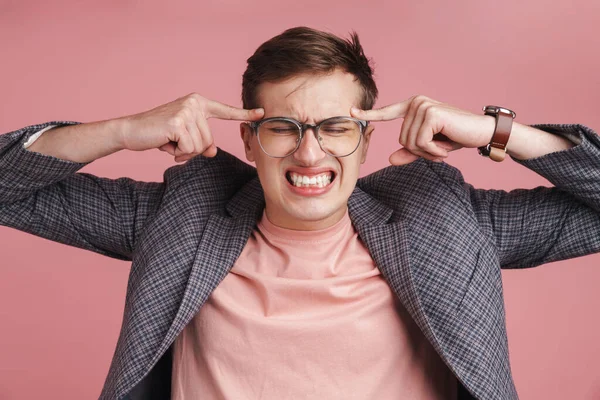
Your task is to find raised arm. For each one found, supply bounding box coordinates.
[351,95,599,268]
[435,123,600,269]
[0,93,264,260]
[0,121,164,260]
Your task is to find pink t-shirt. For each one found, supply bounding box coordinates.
[171,211,457,399]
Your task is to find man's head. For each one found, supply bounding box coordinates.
[240,27,378,230]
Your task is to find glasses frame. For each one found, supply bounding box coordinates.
[249,116,369,158]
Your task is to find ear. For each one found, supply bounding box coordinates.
[360,125,374,164]
[240,122,256,162]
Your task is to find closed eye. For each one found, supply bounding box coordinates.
[321,128,350,134]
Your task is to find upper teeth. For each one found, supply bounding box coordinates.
[289,172,332,188]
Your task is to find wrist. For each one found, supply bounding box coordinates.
[478,115,497,147]
[109,117,130,152]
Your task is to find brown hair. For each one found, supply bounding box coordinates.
[242,26,378,111]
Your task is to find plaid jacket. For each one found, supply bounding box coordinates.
[1,121,599,400]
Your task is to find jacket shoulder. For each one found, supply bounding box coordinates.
[357,159,471,211]
[161,148,257,212]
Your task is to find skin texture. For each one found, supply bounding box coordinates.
[240,70,375,231]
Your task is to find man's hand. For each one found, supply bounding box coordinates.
[350,95,496,165]
[119,93,264,163]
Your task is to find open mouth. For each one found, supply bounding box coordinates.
[286,171,336,188]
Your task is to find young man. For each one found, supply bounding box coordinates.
[1,27,598,399]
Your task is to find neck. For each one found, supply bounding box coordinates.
[264,206,348,231]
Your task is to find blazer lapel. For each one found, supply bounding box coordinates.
[348,187,442,358]
[149,177,265,368]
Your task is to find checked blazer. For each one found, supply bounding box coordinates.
[1,121,600,400]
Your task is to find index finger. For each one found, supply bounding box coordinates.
[350,99,411,121]
[205,99,264,121]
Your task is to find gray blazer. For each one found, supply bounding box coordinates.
[1,121,599,400]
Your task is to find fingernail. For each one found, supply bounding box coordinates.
[351,107,361,113]
[255,108,264,114]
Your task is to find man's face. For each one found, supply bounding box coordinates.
[240,69,374,230]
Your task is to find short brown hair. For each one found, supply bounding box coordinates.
[242,26,378,111]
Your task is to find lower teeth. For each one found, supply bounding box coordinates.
[294,181,330,188]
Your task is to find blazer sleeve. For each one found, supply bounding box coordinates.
[454,123,600,269]
[0,121,165,261]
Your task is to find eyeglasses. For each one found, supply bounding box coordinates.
[249,116,369,158]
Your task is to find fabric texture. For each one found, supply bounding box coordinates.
[171,210,456,400]
[1,121,599,400]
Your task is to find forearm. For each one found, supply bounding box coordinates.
[476,123,600,268]
[26,118,126,163]
[505,121,575,160]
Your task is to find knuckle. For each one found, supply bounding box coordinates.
[409,100,422,113]
[424,105,439,119]
[416,137,428,147]
[414,95,433,109]
[413,94,428,103]
[186,93,203,104]
[183,94,205,113]
[183,106,197,119]
[183,98,197,110]
[181,103,196,117]
[168,115,186,130]
[204,136,214,147]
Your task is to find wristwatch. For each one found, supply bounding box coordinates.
[477,105,516,162]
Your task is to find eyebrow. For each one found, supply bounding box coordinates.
[273,115,346,124]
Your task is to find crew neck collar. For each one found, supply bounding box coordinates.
[258,209,351,243]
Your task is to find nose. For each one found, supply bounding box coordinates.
[292,127,327,164]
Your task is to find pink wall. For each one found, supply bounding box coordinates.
[1,0,599,398]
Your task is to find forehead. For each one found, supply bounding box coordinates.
[256,70,363,122]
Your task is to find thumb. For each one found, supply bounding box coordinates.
[202,143,218,158]
[389,148,420,165]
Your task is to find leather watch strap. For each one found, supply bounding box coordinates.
[478,106,515,162]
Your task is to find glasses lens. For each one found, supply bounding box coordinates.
[257,119,301,157]
[318,118,362,157]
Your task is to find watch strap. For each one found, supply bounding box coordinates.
[478,106,515,162]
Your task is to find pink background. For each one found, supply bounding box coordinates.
[1,0,599,398]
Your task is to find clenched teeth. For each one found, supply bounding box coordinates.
[288,172,333,188]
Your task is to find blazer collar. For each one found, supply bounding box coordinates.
[225,176,265,220]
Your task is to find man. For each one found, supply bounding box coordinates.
[1,26,598,399]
